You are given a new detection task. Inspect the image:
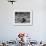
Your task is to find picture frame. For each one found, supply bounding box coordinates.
[14,10,33,26]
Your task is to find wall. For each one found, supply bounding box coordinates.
[0,0,46,41]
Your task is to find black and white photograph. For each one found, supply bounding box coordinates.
[15,10,32,26]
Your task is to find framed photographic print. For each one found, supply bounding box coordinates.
[14,10,33,26]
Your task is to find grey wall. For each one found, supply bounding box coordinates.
[0,0,46,41]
